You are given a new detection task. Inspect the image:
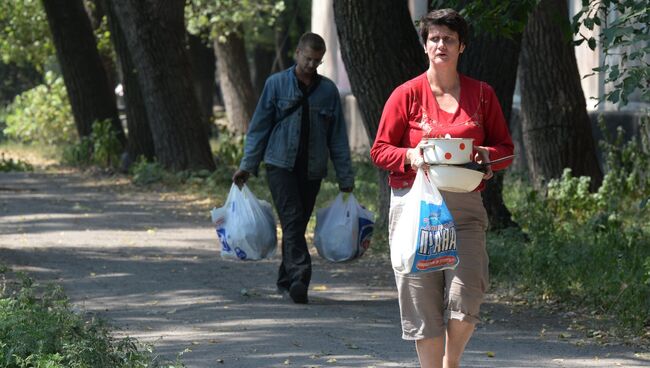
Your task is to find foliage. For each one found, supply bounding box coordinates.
[62,120,122,169]
[0,62,42,107]
[131,157,169,186]
[185,0,285,42]
[494,118,650,332]
[90,119,121,168]
[3,71,75,145]
[0,271,185,368]
[0,0,54,71]
[438,0,538,39]
[213,129,245,167]
[572,0,650,106]
[0,153,33,172]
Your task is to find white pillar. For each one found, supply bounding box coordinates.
[310,0,351,94]
[568,0,603,111]
[409,0,428,23]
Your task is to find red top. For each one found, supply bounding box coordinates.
[370,73,514,190]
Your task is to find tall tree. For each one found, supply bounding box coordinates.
[110,0,215,171]
[185,0,284,135]
[42,0,126,146]
[452,0,535,229]
[519,0,603,189]
[213,30,257,135]
[334,0,427,230]
[188,33,216,136]
[458,32,521,229]
[102,0,155,162]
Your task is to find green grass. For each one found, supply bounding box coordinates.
[0,269,186,368]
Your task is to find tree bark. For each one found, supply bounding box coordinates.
[109,0,215,171]
[519,0,602,189]
[86,0,118,91]
[334,0,427,230]
[214,30,257,135]
[42,0,125,146]
[188,34,216,136]
[458,32,522,229]
[252,44,275,96]
[102,0,155,162]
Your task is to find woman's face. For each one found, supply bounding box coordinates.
[424,25,465,67]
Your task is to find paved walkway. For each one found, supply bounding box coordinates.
[0,171,647,367]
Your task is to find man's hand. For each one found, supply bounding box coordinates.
[339,185,354,193]
[232,169,250,189]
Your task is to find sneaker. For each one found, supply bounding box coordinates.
[289,281,308,304]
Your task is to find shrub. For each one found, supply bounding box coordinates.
[0,271,184,368]
[3,71,75,145]
[496,118,650,333]
[0,153,33,172]
[131,156,168,186]
[62,119,122,169]
[212,129,244,167]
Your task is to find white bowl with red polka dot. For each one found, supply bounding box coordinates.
[421,137,474,165]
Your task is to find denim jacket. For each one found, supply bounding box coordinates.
[239,66,354,188]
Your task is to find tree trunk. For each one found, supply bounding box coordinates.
[458,32,522,229]
[102,0,155,162]
[86,0,119,92]
[42,0,125,146]
[109,0,215,171]
[519,0,602,189]
[334,0,427,231]
[252,44,275,96]
[188,34,216,137]
[214,31,257,135]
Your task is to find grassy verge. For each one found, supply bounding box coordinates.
[0,267,185,368]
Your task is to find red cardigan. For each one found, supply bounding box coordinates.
[370,73,514,190]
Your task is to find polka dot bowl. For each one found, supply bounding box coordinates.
[421,137,474,165]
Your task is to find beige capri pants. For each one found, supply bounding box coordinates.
[390,188,489,340]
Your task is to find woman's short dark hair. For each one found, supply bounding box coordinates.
[419,9,468,46]
[297,32,326,52]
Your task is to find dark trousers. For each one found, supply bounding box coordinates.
[266,164,321,291]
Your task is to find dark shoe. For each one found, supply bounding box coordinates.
[276,285,289,295]
[289,281,308,304]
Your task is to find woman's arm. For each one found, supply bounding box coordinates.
[370,85,414,172]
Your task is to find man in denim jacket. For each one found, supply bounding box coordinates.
[233,32,354,304]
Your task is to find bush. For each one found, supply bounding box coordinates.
[495,118,650,333]
[62,120,121,169]
[3,72,75,145]
[212,129,244,167]
[131,156,168,186]
[0,271,185,368]
[0,153,33,172]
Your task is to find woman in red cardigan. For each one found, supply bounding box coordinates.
[370,9,514,368]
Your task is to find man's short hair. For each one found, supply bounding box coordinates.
[297,32,326,52]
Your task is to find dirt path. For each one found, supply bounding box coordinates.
[1,170,647,367]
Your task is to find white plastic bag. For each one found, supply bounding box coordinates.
[211,184,277,260]
[314,193,374,262]
[390,167,459,274]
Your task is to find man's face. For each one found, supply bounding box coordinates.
[295,47,325,76]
